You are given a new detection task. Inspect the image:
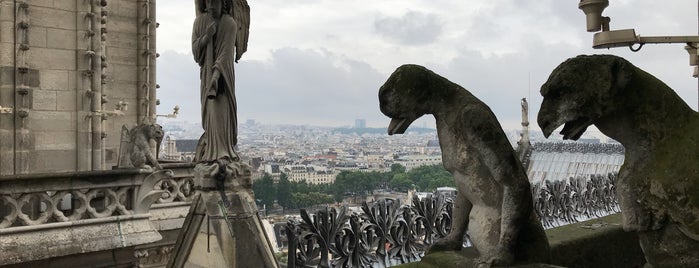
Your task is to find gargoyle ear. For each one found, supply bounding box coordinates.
[611,58,632,91]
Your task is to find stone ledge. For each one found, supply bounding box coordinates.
[397,213,644,268]
[0,214,162,266]
[547,213,644,268]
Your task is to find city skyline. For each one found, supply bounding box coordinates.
[156,1,699,130]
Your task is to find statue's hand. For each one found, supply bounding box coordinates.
[206,23,217,39]
[207,77,218,99]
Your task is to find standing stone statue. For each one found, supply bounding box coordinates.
[538,54,699,267]
[192,0,249,167]
[169,1,278,267]
[380,65,550,267]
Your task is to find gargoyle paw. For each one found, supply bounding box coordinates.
[427,236,463,254]
[476,249,515,268]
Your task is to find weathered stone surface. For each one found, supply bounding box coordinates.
[27,111,74,131]
[538,54,699,267]
[169,162,278,268]
[46,28,75,50]
[0,21,14,44]
[28,6,75,30]
[32,89,57,110]
[0,66,14,86]
[26,48,76,70]
[0,215,161,266]
[27,0,53,8]
[33,131,75,150]
[39,70,69,91]
[0,44,12,67]
[28,27,48,48]
[546,213,644,268]
[30,149,77,171]
[55,91,75,111]
[111,63,138,82]
[0,1,14,22]
[379,64,550,266]
[399,214,643,268]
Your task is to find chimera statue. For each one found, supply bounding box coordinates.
[538,54,699,267]
[379,64,550,267]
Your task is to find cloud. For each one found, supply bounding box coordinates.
[374,11,443,46]
[157,48,387,127]
[156,0,699,132]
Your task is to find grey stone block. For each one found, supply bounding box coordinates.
[0,66,14,86]
[39,70,69,91]
[107,47,138,65]
[108,16,138,34]
[29,7,75,30]
[30,149,77,172]
[34,131,75,150]
[112,63,138,82]
[0,21,13,44]
[26,110,75,131]
[46,28,75,50]
[26,48,76,70]
[32,89,57,110]
[53,0,77,12]
[28,27,47,48]
[28,0,53,8]
[56,90,76,111]
[17,68,40,87]
[107,32,139,48]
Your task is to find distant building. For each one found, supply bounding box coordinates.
[394,155,443,171]
[283,164,336,184]
[526,142,624,183]
[246,119,256,127]
[355,119,366,129]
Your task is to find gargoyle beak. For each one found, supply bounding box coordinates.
[537,113,559,139]
[387,116,418,135]
[559,117,592,140]
[538,114,592,140]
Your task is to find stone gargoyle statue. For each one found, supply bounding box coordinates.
[117,122,164,170]
[379,64,550,267]
[538,54,699,267]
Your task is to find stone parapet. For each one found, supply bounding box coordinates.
[0,167,183,266]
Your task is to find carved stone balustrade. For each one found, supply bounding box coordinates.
[0,165,194,266]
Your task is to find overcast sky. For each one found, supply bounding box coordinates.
[155,0,699,131]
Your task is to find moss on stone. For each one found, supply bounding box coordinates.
[396,214,644,268]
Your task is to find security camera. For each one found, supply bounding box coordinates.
[579,0,609,32]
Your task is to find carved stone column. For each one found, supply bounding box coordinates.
[168,162,278,268]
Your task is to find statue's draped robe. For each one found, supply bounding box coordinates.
[192,14,238,162]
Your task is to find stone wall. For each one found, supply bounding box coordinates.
[0,0,156,174]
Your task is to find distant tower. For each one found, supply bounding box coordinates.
[355,119,366,128]
[517,98,532,167]
[520,98,530,145]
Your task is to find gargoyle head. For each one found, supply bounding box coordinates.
[538,55,632,140]
[379,64,442,135]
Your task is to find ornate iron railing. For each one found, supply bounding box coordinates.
[283,173,620,267]
[285,195,453,268]
[532,173,620,228]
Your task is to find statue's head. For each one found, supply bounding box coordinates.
[379,64,437,135]
[538,55,632,140]
[200,0,232,18]
[149,124,164,140]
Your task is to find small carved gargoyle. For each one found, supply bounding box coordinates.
[117,122,164,170]
[538,54,699,267]
[379,64,550,267]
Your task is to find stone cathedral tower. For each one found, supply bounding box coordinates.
[0,1,192,267]
[0,0,158,174]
